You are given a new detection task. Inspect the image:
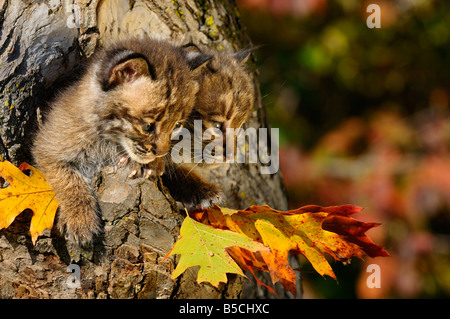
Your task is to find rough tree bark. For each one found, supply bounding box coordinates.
[0,0,289,298]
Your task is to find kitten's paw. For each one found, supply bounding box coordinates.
[143,158,166,178]
[198,190,224,209]
[189,184,224,210]
[145,157,166,177]
[128,158,166,178]
[58,208,102,246]
[118,155,128,166]
[127,161,141,178]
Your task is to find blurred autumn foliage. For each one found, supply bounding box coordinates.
[236,0,450,298]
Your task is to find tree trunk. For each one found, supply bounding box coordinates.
[0,0,289,299]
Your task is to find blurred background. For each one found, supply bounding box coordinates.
[235,0,450,298]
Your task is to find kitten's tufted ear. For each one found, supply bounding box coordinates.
[231,48,254,65]
[184,51,213,72]
[101,49,152,91]
[108,56,150,88]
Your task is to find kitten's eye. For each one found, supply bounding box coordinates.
[142,122,155,133]
[212,121,222,130]
[175,122,183,129]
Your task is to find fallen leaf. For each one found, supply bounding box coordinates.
[164,214,269,287]
[187,204,388,296]
[227,247,280,295]
[0,161,59,244]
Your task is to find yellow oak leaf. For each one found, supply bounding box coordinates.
[0,161,59,244]
[164,214,269,287]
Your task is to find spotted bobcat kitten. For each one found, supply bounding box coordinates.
[163,45,255,208]
[32,38,211,245]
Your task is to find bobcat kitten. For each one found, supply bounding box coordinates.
[163,45,255,208]
[32,38,211,245]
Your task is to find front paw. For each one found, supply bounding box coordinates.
[188,184,224,210]
[128,158,166,178]
[144,157,165,177]
[57,206,102,246]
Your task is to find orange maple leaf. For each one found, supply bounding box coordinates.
[0,161,59,244]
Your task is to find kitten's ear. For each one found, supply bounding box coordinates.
[108,56,150,88]
[184,51,213,72]
[231,48,254,65]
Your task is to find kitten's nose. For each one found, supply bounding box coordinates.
[153,148,169,156]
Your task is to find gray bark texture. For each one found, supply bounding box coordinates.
[0,0,289,299]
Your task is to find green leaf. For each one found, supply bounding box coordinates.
[165,215,268,287]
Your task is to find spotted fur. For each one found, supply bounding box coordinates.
[32,37,211,245]
[163,45,255,209]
